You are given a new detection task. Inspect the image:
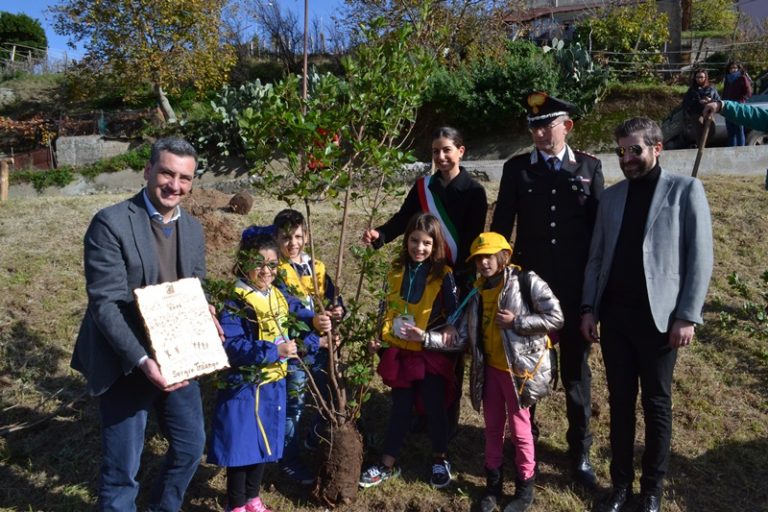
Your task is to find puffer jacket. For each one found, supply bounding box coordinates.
[455,265,564,411]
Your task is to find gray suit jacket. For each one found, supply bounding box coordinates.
[71,191,206,396]
[582,169,713,332]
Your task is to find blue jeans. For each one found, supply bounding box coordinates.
[307,349,330,445]
[98,370,205,512]
[726,119,746,146]
[283,363,308,463]
[283,349,330,462]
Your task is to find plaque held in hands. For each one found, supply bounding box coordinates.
[134,277,229,386]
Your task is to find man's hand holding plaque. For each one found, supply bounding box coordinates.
[134,277,230,387]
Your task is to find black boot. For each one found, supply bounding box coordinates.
[478,466,503,512]
[636,491,661,512]
[502,476,534,512]
[572,453,597,491]
[593,486,632,512]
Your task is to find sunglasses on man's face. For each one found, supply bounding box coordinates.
[614,144,645,158]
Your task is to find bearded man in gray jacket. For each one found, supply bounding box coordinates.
[580,118,713,512]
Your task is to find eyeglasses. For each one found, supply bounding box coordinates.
[255,260,279,270]
[528,120,565,133]
[614,144,645,158]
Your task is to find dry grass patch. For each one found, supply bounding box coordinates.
[0,176,766,511]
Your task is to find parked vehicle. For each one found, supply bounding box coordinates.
[662,94,768,149]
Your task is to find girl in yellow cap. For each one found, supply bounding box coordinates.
[456,232,564,512]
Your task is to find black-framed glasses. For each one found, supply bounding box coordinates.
[259,261,280,270]
[614,144,645,158]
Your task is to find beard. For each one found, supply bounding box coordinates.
[620,160,654,180]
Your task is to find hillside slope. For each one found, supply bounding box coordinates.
[0,176,765,511]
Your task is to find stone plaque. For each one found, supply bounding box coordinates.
[134,277,229,385]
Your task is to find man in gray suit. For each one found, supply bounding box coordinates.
[72,138,215,511]
[580,118,713,512]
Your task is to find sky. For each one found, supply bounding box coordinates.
[0,0,346,61]
[2,0,764,61]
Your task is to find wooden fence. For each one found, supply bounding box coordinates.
[0,43,70,76]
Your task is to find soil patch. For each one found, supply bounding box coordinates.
[181,188,243,276]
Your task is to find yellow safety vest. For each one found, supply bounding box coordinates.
[277,257,327,307]
[381,264,450,352]
[233,282,290,455]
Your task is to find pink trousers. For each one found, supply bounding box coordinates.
[483,365,535,480]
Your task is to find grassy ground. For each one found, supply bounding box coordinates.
[1,176,767,512]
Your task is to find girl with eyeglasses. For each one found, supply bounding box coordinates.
[208,228,321,512]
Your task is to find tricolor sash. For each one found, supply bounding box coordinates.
[416,175,459,265]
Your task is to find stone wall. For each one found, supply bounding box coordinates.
[56,135,135,167]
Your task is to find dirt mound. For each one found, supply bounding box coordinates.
[182,188,233,215]
[182,188,244,276]
[197,211,239,276]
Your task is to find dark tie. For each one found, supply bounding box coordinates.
[547,156,559,172]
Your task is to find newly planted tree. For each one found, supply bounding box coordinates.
[224,14,435,505]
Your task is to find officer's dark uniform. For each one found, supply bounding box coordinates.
[490,93,604,485]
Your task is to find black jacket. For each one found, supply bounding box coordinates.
[490,147,603,309]
[374,167,488,277]
[682,84,721,116]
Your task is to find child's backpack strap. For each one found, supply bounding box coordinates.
[515,268,559,396]
[517,269,534,312]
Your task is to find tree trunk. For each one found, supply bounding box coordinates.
[154,83,177,124]
[313,421,363,507]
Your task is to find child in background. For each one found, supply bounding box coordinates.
[207,230,298,512]
[271,209,342,485]
[456,232,564,512]
[359,213,460,490]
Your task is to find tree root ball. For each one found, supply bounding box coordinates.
[229,191,254,215]
[313,422,363,507]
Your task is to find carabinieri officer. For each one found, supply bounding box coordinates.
[490,92,604,491]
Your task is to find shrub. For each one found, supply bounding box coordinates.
[11,167,75,191]
[77,144,151,179]
[422,39,609,133]
[575,0,669,75]
[423,41,559,132]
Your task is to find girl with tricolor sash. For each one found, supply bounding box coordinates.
[362,126,487,293]
[208,230,301,512]
[359,213,461,490]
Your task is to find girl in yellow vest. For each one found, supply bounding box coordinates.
[208,230,299,512]
[359,213,460,490]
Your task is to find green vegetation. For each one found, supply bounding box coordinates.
[691,0,738,33]
[11,166,74,191]
[575,0,669,74]
[568,81,684,152]
[51,0,236,122]
[0,11,47,55]
[417,39,609,135]
[77,144,151,179]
